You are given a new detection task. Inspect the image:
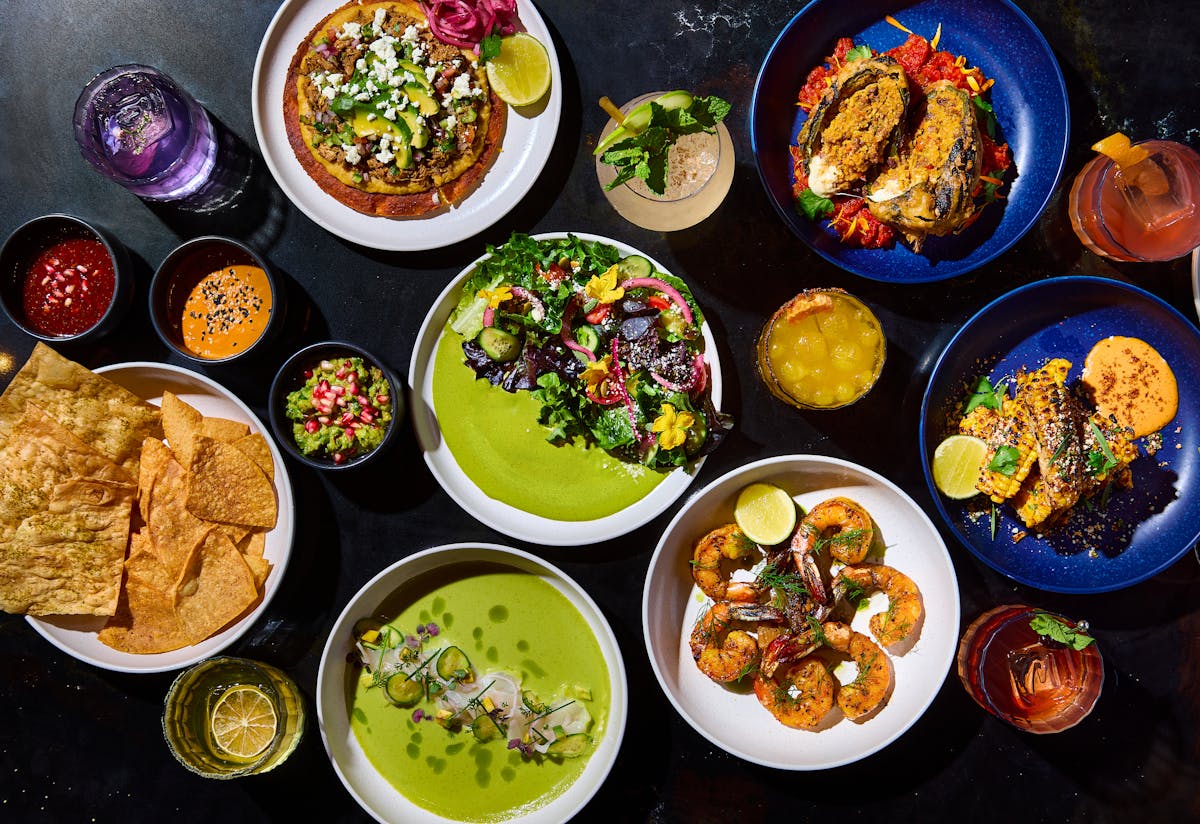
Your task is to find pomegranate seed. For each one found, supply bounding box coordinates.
[40,276,49,286]
[376,394,390,405]
[49,258,60,267]
[355,394,369,406]
[335,396,347,407]
[317,415,330,425]
[343,360,353,369]
[351,421,363,429]
[346,382,359,396]
[317,379,330,392]
[64,298,72,307]
[360,409,375,423]
[320,360,334,371]
[76,264,88,274]
[332,384,346,396]
[43,263,55,274]
[339,412,355,425]
[303,369,313,379]
[333,452,345,464]
[65,284,75,294]
[80,281,89,292]
[335,369,347,380]
[304,419,320,433]
[347,371,358,383]
[344,427,356,440]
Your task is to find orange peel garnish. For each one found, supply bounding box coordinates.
[1091,132,1149,170]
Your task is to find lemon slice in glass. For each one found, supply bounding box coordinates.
[485,33,552,107]
[210,685,278,761]
[734,483,797,546]
[932,435,987,500]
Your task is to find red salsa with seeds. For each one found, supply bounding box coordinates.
[20,235,115,336]
[283,356,393,464]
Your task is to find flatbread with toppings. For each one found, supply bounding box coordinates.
[283,0,505,216]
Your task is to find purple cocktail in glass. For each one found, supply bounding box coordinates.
[74,65,236,210]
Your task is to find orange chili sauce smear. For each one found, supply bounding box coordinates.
[1080,336,1178,438]
[791,33,1013,249]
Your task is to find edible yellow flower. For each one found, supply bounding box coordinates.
[477,284,514,309]
[585,265,625,304]
[651,403,694,450]
[582,355,613,396]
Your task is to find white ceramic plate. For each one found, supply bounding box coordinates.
[1191,248,1199,321]
[26,363,296,674]
[251,0,562,251]
[408,232,723,546]
[643,455,959,770]
[317,543,628,824]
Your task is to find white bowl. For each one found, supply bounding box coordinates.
[317,543,628,823]
[643,455,960,769]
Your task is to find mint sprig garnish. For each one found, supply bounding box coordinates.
[599,96,731,195]
[1029,613,1094,650]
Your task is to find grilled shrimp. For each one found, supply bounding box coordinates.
[822,621,893,720]
[691,523,764,603]
[689,602,783,684]
[792,497,874,565]
[835,563,924,647]
[753,657,836,731]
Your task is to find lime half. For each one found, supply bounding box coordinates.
[485,33,552,107]
[932,435,987,500]
[734,483,797,546]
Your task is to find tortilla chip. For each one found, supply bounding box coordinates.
[142,440,211,581]
[160,392,204,469]
[124,530,174,594]
[202,416,251,442]
[0,478,135,616]
[0,343,161,477]
[232,433,275,483]
[98,570,190,654]
[173,530,258,644]
[186,436,277,528]
[236,531,271,588]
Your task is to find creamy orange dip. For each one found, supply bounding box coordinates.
[1081,336,1177,437]
[181,264,271,359]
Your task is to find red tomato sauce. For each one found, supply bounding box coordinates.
[792,31,1013,250]
[20,235,116,336]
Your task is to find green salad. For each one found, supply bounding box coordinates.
[449,233,731,471]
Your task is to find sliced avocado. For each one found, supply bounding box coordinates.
[405,83,439,116]
[397,109,429,148]
[399,59,432,90]
[393,140,413,169]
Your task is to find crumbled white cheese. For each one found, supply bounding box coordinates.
[355,58,368,73]
[373,8,386,29]
[343,144,362,164]
[366,112,377,121]
[383,107,397,121]
[327,73,344,84]
[375,147,395,164]
[321,86,336,101]
[412,46,425,62]
[451,74,472,99]
[401,24,419,43]
[424,65,437,83]
[354,91,370,102]
[443,114,457,129]
[337,22,360,40]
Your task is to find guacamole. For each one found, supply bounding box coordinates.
[285,355,392,463]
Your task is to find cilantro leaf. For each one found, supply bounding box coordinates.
[796,187,835,220]
[964,375,1005,414]
[478,32,502,63]
[988,445,1021,476]
[1029,613,1095,650]
[845,45,873,62]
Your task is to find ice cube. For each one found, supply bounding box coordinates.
[1116,149,1195,231]
[96,75,173,157]
[1006,642,1076,706]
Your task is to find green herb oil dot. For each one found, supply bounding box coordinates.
[488,605,509,623]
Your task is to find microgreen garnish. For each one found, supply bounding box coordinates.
[600,96,731,195]
[1029,613,1094,650]
[478,32,502,63]
[1049,433,1073,467]
[841,578,868,609]
[844,44,873,62]
[814,528,871,554]
[988,445,1021,476]
[797,187,835,220]
[1087,421,1118,476]
[806,615,829,646]
[965,375,1006,414]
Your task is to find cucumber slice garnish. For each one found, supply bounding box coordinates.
[436,646,472,682]
[545,733,590,758]
[573,325,601,353]
[385,672,423,707]
[471,713,504,742]
[616,254,654,279]
[593,90,696,156]
[478,327,521,363]
[521,689,548,714]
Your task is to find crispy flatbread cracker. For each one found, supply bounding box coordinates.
[186,436,277,528]
[0,478,135,616]
[173,530,259,644]
[0,343,161,477]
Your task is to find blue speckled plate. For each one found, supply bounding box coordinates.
[920,277,1200,594]
[750,0,1068,283]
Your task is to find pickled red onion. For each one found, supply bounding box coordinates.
[420,0,520,49]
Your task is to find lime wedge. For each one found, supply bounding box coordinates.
[932,435,987,500]
[734,483,797,546]
[486,33,551,107]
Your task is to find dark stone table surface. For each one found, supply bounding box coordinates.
[1,1,1198,821]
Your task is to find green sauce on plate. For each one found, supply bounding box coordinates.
[432,328,665,520]
[349,563,610,821]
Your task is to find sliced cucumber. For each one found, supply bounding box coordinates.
[471,713,504,742]
[521,690,548,714]
[545,733,591,758]
[593,90,695,156]
[477,327,521,363]
[436,646,472,682]
[385,672,423,707]
[573,325,601,352]
[616,255,654,280]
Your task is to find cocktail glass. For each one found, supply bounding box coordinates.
[957,604,1103,733]
[162,656,306,778]
[1068,139,1200,262]
[73,65,245,212]
[594,92,734,232]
